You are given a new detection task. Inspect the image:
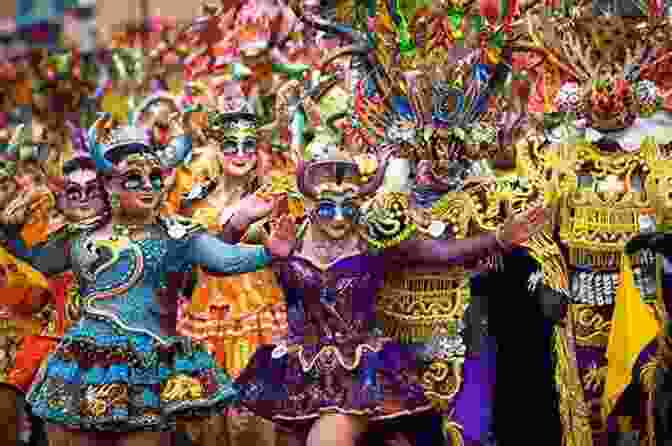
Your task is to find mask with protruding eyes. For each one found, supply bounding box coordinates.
[122,169,164,192]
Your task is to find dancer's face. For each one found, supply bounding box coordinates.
[106,155,165,219]
[57,168,106,222]
[0,161,49,225]
[218,122,258,178]
[314,192,358,240]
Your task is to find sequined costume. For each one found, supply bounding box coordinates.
[236,229,506,426]
[0,209,273,432]
[514,11,672,445]
[178,204,288,377]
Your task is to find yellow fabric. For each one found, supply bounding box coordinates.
[0,246,49,291]
[603,255,660,419]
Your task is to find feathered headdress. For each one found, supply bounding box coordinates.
[519,6,672,133]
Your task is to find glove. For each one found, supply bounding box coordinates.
[625,232,672,257]
[536,285,568,323]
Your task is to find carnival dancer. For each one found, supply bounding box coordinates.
[234,109,548,445]
[0,115,297,446]
[173,80,289,446]
[626,231,672,446]
[513,6,672,445]
[0,125,53,446]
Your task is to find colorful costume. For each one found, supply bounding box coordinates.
[515,10,672,446]
[0,123,276,432]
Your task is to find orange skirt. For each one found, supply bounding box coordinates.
[177,267,288,377]
[6,335,58,392]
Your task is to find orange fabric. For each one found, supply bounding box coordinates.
[7,335,58,392]
[20,192,56,248]
[1,287,37,307]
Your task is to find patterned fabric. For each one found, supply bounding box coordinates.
[177,201,288,378]
[28,321,236,432]
[5,220,271,431]
[235,254,434,430]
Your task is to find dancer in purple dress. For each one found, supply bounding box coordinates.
[235,147,547,446]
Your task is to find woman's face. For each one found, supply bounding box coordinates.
[314,193,358,239]
[219,122,258,178]
[57,168,106,222]
[106,157,165,219]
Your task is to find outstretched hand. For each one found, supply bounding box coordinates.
[498,207,549,247]
[264,215,297,259]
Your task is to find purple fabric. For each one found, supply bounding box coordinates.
[386,233,501,268]
[236,254,433,427]
[455,340,496,443]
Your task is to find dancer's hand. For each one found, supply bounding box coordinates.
[497,207,548,247]
[265,215,297,259]
[228,194,280,230]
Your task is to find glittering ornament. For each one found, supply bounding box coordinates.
[554,82,582,114]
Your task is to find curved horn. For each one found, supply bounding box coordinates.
[358,146,397,196]
[296,156,317,199]
[88,113,115,173]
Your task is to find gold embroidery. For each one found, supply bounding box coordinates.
[573,305,612,348]
[443,411,465,446]
[422,359,463,409]
[162,375,204,401]
[81,384,128,418]
[295,343,383,372]
[583,364,607,393]
[378,267,469,342]
[555,324,594,446]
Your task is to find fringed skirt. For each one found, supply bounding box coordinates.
[234,338,434,431]
[27,318,236,432]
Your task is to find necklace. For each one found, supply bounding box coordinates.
[110,223,146,242]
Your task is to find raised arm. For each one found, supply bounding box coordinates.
[183,231,272,274]
[384,232,503,266]
[0,225,71,276]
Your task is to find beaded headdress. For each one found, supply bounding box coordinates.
[199,80,259,147]
[88,113,155,173]
[350,0,517,164]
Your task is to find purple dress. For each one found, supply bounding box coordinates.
[235,252,434,428]
[235,230,503,432]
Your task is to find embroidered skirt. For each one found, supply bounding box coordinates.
[234,339,434,430]
[27,319,237,432]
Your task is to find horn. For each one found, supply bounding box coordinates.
[88,113,115,173]
[357,146,397,196]
[296,156,316,199]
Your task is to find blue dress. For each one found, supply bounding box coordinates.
[2,216,272,432]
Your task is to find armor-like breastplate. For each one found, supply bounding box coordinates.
[377,190,478,344]
[555,144,654,271]
[378,264,470,343]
